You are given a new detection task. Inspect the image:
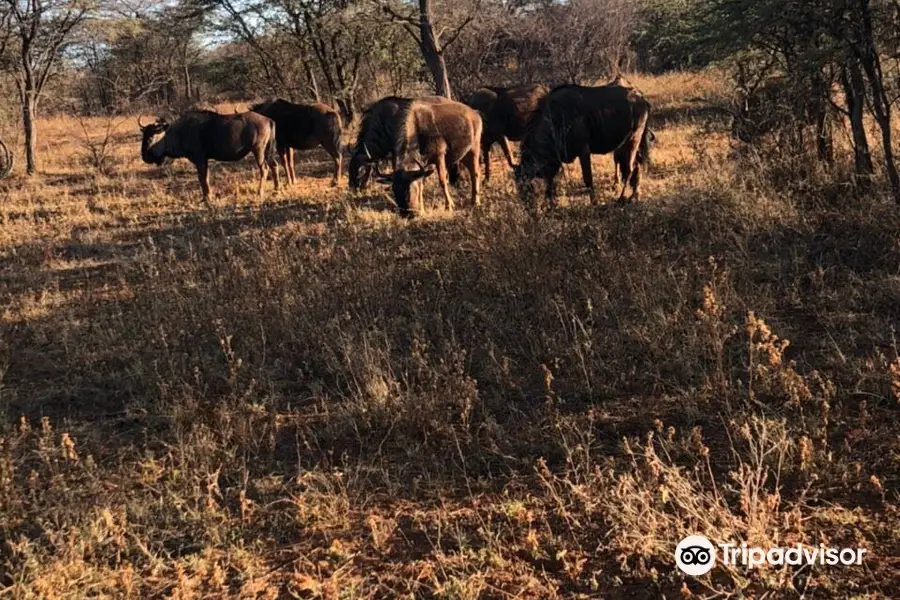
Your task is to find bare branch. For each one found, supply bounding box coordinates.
[381,4,417,26]
[440,15,473,51]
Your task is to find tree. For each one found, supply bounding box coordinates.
[698,0,900,201]
[199,0,373,121]
[542,0,636,84]
[845,0,900,202]
[634,0,711,72]
[74,3,207,113]
[383,0,475,99]
[1,0,95,174]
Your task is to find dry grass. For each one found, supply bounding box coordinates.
[1,72,899,599]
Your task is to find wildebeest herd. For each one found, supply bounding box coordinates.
[138,77,652,216]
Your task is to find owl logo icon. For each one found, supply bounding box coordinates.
[676,535,716,576]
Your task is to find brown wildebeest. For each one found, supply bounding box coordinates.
[250,99,343,186]
[375,99,482,217]
[139,110,280,202]
[465,84,547,181]
[349,95,453,190]
[515,83,651,209]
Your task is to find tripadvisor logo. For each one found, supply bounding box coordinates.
[676,535,716,576]
[675,535,868,576]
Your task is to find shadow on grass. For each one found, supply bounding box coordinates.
[3,179,900,496]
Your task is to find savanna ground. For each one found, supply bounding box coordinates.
[1,72,899,599]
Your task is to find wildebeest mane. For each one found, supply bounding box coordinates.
[522,89,554,139]
[180,108,223,120]
[359,96,412,158]
[393,99,421,161]
[521,84,599,136]
[249,100,273,113]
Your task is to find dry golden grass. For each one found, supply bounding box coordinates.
[1,72,899,599]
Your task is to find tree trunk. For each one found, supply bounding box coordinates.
[857,0,900,202]
[419,0,452,99]
[21,92,37,175]
[810,72,833,163]
[841,60,874,188]
[183,62,193,101]
[302,55,320,102]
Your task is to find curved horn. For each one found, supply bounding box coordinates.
[138,115,147,128]
[375,171,395,184]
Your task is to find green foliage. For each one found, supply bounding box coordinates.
[633,0,713,72]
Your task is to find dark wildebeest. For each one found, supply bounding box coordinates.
[250,99,343,186]
[375,99,482,217]
[139,110,280,202]
[515,83,651,209]
[465,84,547,181]
[348,95,459,191]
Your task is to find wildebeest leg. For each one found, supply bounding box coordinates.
[499,136,515,168]
[287,148,297,186]
[323,139,341,187]
[414,179,425,214]
[623,116,649,202]
[579,150,597,205]
[279,148,293,186]
[545,166,560,211]
[448,163,461,187]
[257,151,274,199]
[614,152,628,187]
[462,151,481,207]
[629,162,642,201]
[269,151,281,193]
[482,140,492,182]
[197,160,211,204]
[617,137,640,202]
[437,154,454,211]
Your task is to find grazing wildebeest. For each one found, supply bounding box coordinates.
[348,95,455,191]
[465,84,547,181]
[250,99,343,186]
[375,99,482,217]
[515,83,651,209]
[139,110,280,202]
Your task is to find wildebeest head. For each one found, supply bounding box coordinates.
[513,161,537,202]
[139,116,169,165]
[348,143,374,190]
[375,163,436,217]
[512,141,548,202]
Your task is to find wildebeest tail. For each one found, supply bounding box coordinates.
[327,109,342,156]
[266,121,279,164]
[638,126,654,167]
